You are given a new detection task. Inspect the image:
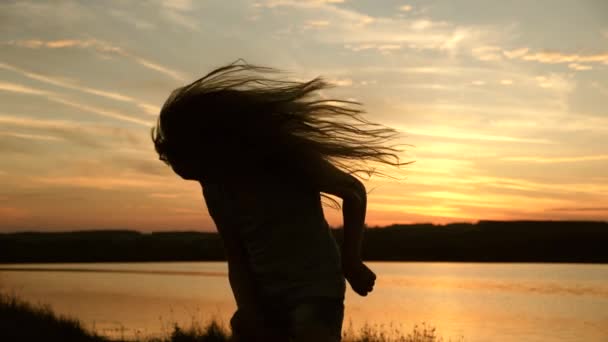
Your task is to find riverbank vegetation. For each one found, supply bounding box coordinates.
[0,293,459,342]
[2,221,606,263]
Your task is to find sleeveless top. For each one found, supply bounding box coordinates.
[202,179,345,305]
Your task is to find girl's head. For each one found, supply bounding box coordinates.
[152,60,405,183]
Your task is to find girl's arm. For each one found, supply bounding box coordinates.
[216,222,258,311]
[216,221,284,340]
[303,156,377,296]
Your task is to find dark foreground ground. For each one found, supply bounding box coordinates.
[0,293,450,342]
[1,221,607,263]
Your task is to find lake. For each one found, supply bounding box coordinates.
[1,262,607,341]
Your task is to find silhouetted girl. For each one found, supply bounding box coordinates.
[152,61,404,341]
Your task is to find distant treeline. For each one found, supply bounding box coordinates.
[1,221,607,263]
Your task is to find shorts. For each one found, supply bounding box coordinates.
[230,296,344,342]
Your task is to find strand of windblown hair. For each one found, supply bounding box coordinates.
[170,60,410,178]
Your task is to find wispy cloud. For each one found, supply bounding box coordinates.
[0,131,64,141]
[472,46,502,61]
[501,47,608,69]
[108,9,155,30]
[129,55,186,82]
[473,45,608,70]
[161,0,193,12]
[0,62,160,115]
[0,82,151,126]
[0,115,81,130]
[257,0,481,53]
[0,114,145,148]
[52,98,152,126]
[159,0,200,31]
[399,5,413,12]
[327,78,353,86]
[550,207,608,212]
[568,63,592,71]
[4,39,187,81]
[303,20,331,29]
[1,1,606,228]
[257,0,346,8]
[461,175,608,195]
[0,81,50,96]
[521,51,608,64]
[149,193,180,199]
[399,126,553,144]
[502,48,529,59]
[534,74,574,92]
[33,175,165,190]
[501,155,608,163]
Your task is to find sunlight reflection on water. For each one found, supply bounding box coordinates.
[1,262,607,341]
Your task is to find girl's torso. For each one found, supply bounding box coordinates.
[202,178,345,304]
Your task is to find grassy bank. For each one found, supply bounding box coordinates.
[0,292,106,342]
[0,293,459,342]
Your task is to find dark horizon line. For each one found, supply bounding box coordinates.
[2,219,608,235]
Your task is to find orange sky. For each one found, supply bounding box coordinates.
[1,0,607,232]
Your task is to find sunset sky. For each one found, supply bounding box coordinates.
[1,0,607,232]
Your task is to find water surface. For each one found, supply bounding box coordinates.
[1,262,607,341]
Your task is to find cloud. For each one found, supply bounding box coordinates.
[399,5,413,12]
[0,62,160,115]
[501,155,608,163]
[398,125,553,144]
[161,8,200,31]
[472,46,502,61]
[54,97,152,126]
[522,51,608,64]
[8,39,101,50]
[327,78,353,86]
[568,63,592,71]
[258,0,480,53]
[500,79,513,85]
[0,115,81,130]
[534,74,574,92]
[0,134,55,154]
[4,39,186,81]
[161,0,193,11]
[32,175,165,190]
[591,82,608,96]
[0,81,151,126]
[500,47,608,67]
[157,0,201,31]
[0,131,64,142]
[0,114,145,149]
[303,20,330,29]
[0,81,50,96]
[127,55,186,82]
[258,0,345,8]
[112,156,168,176]
[108,9,155,30]
[149,193,180,199]
[502,48,529,59]
[343,43,404,54]
[550,207,608,212]
[477,46,608,69]
[414,175,608,203]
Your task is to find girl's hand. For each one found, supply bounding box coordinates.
[343,260,376,296]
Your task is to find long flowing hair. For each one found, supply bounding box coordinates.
[152,60,408,183]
